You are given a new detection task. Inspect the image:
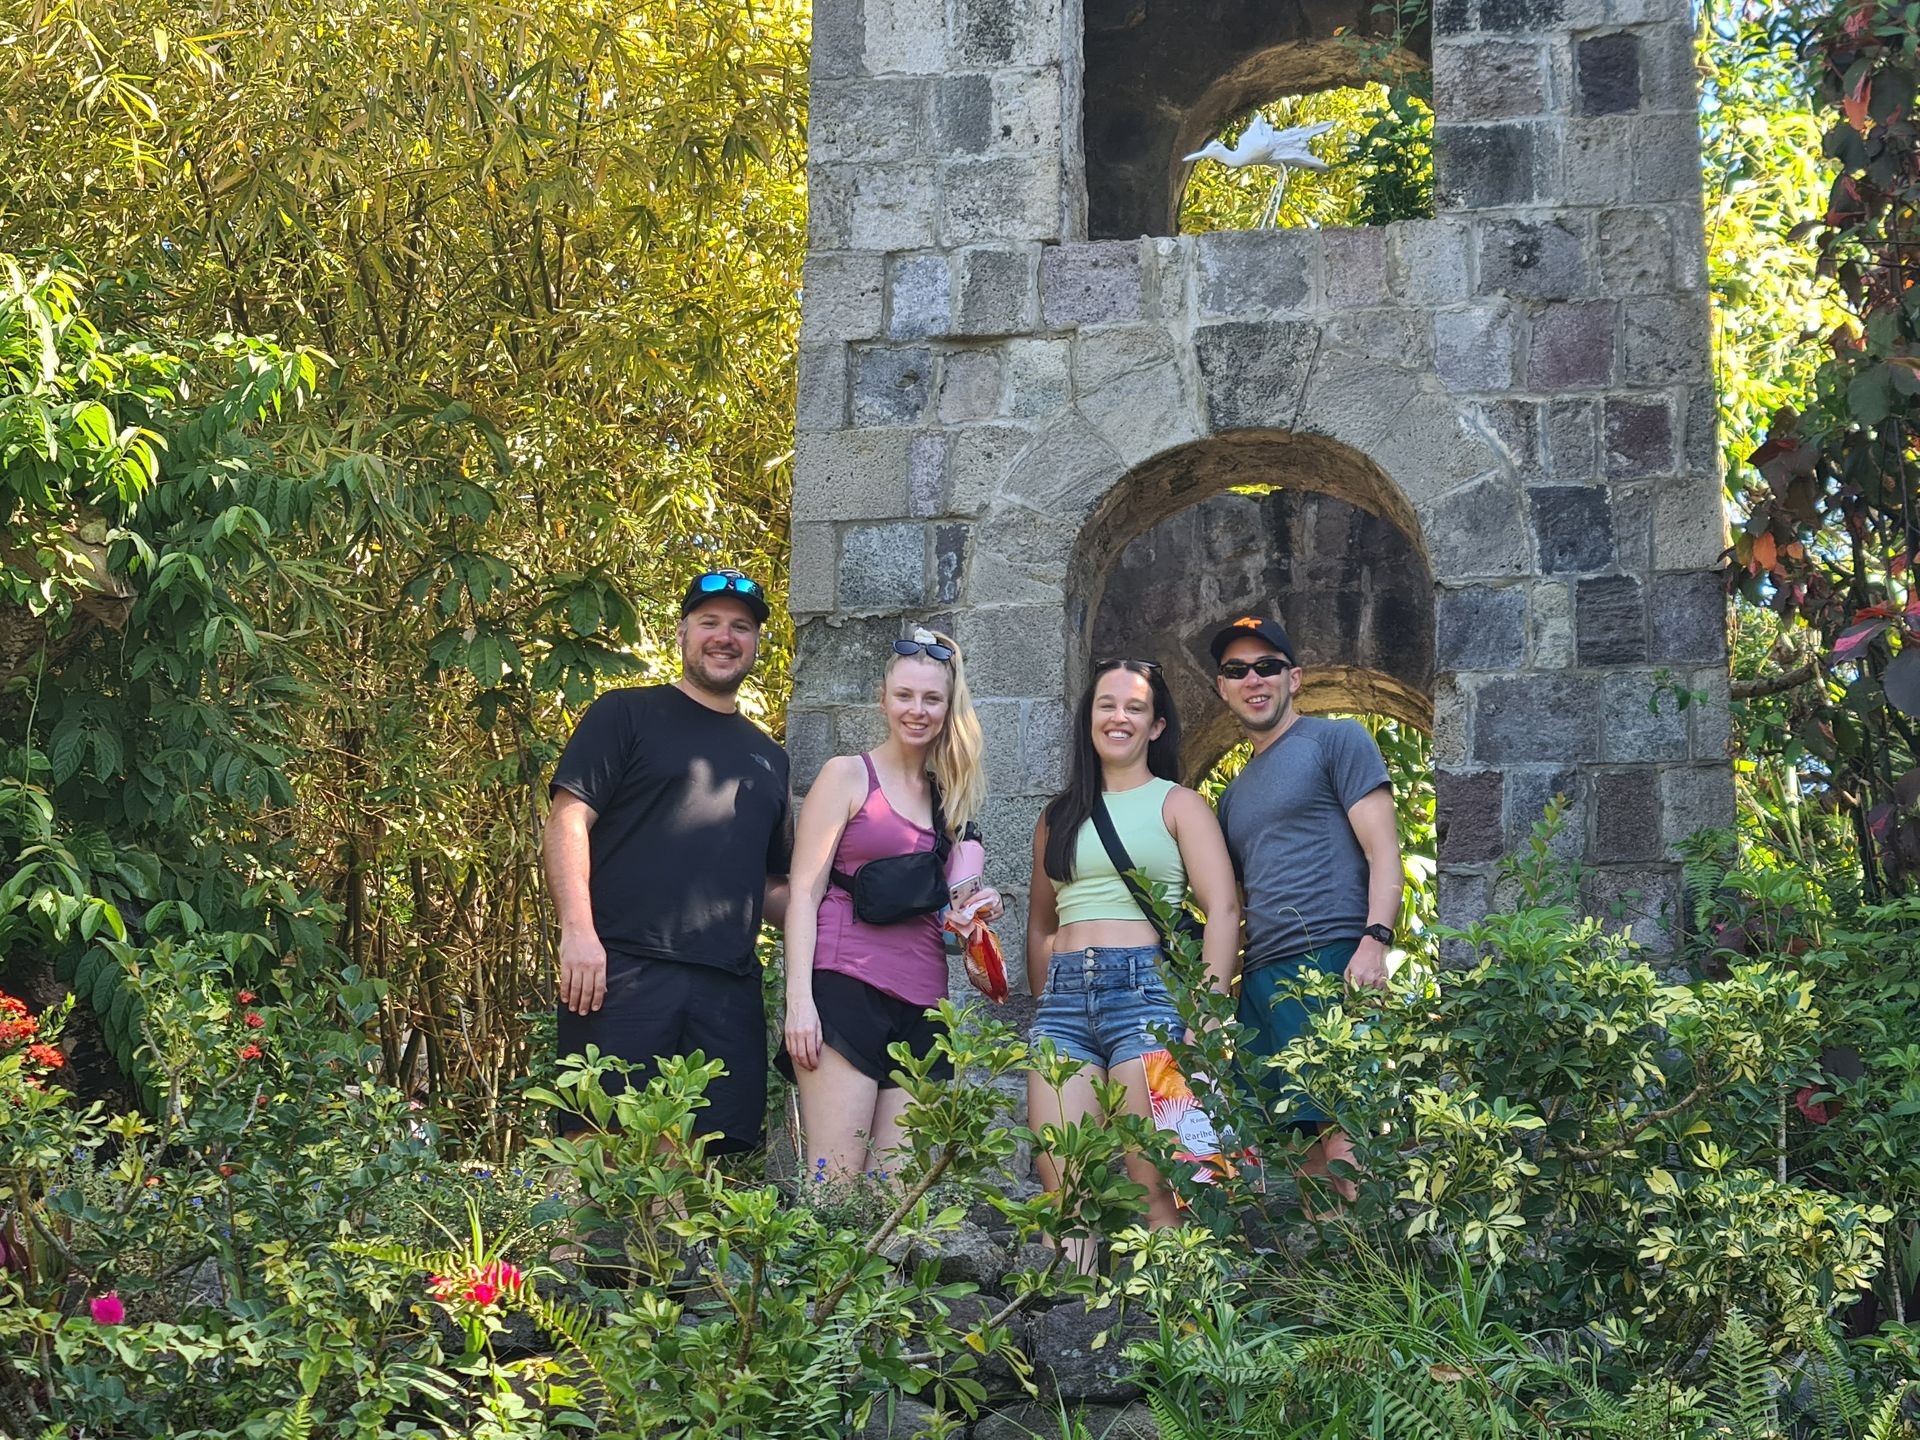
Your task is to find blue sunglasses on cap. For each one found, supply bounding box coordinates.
[695,570,762,597]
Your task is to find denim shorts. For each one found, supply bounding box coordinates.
[1030,945,1183,1070]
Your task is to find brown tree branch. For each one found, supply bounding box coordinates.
[1732,660,1819,701]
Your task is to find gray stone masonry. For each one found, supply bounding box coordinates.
[793,0,1726,982]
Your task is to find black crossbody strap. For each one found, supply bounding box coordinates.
[831,770,951,893]
[1089,795,1174,948]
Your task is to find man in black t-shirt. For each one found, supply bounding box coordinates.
[545,567,792,1150]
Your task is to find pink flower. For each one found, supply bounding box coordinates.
[90,1292,125,1325]
[236,990,257,1005]
[243,1012,265,1029]
[466,1279,500,1305]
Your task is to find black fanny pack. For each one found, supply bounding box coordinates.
[831,776,952,927]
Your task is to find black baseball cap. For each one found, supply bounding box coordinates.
[1208,614,1297,665]
[680,568,771,625]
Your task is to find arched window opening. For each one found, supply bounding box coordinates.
[1178,84,1434,235]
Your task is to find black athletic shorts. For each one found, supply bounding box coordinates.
[555,954,768,1153]
[775,969,952,1089]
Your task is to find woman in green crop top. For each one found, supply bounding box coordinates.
[1025,659,1241,1270]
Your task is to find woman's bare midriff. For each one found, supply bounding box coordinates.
[1050,917,1162,954]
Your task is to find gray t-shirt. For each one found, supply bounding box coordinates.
[1217,716,1391,968]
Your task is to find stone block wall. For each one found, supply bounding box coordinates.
[791,0,1730,977]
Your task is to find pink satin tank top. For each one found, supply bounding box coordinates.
[814,754,947,1007]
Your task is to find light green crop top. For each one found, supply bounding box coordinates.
[1052,777,1186,926]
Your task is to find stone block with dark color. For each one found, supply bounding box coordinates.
[852,346,933,427]
[1438,584,1528,670]
[1576,575,1647,665]
[1435,122,1546,209]
[1578,32,1641,115]
[934,73,995,155]
[934,523,969,602]
[1479,0,1565,30]
[1648,572,1728,662]
[1603,398,1674,480]
[1527,302,1618,389]
[1531,486,1616,573]
[1474,674,1602,762]
[1194,322,1318,431]
[1477,218,1588,300]
[1505,765,1588,856]
[954,245,1038,336]
[1593,768,1661,861]
[1438,769,1506,862]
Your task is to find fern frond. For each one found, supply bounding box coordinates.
[1706,1311,1777,1440]
[515,1283,610,1412]
[1144,1390,1210,1440]
[1370,1366,1455,1440]
[1862,1387,1913,1440]
[279,1395,313,1440]
[1801,1318,1868,1436]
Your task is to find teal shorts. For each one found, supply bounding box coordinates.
[1236,939,1358,1127]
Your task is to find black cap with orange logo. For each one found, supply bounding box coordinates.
[1208,614,1297,665]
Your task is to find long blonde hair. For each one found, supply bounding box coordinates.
[886,628,984,841]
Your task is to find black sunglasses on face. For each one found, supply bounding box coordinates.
[892,638,955,662]
[694,569,762,598]
[1218,656,1291,680]
[1094,657,1162,675]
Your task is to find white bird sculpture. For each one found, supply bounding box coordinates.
[1185,117,1338,228]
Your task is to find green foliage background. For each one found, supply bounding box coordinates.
[1,0,808,1148]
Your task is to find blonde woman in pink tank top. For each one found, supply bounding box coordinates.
[780,631,992,1180]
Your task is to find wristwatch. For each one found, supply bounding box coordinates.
[1362,923,1396,945]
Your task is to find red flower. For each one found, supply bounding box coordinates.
[1795,1086,1832,1125]
[429,1259,524,1309]
[89,1293,125,1325]
[237,1043,263,1062]
[243,1012,265,1029]
[0,1015,38,1045]
[25,1043,64,1071]
[0,994,27,1017]
[236,990,257,1005]
[218,1163,240,1178]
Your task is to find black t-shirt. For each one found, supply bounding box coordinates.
[550,684,792,974]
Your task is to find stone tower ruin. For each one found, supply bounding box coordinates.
[786,0,1730,973]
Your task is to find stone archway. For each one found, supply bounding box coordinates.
[1092,486,1433,785]
[1082,0,1429,239]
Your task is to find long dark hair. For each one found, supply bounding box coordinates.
[1041,661,1182,884]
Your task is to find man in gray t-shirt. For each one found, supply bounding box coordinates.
[1209,614,1402,1201]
